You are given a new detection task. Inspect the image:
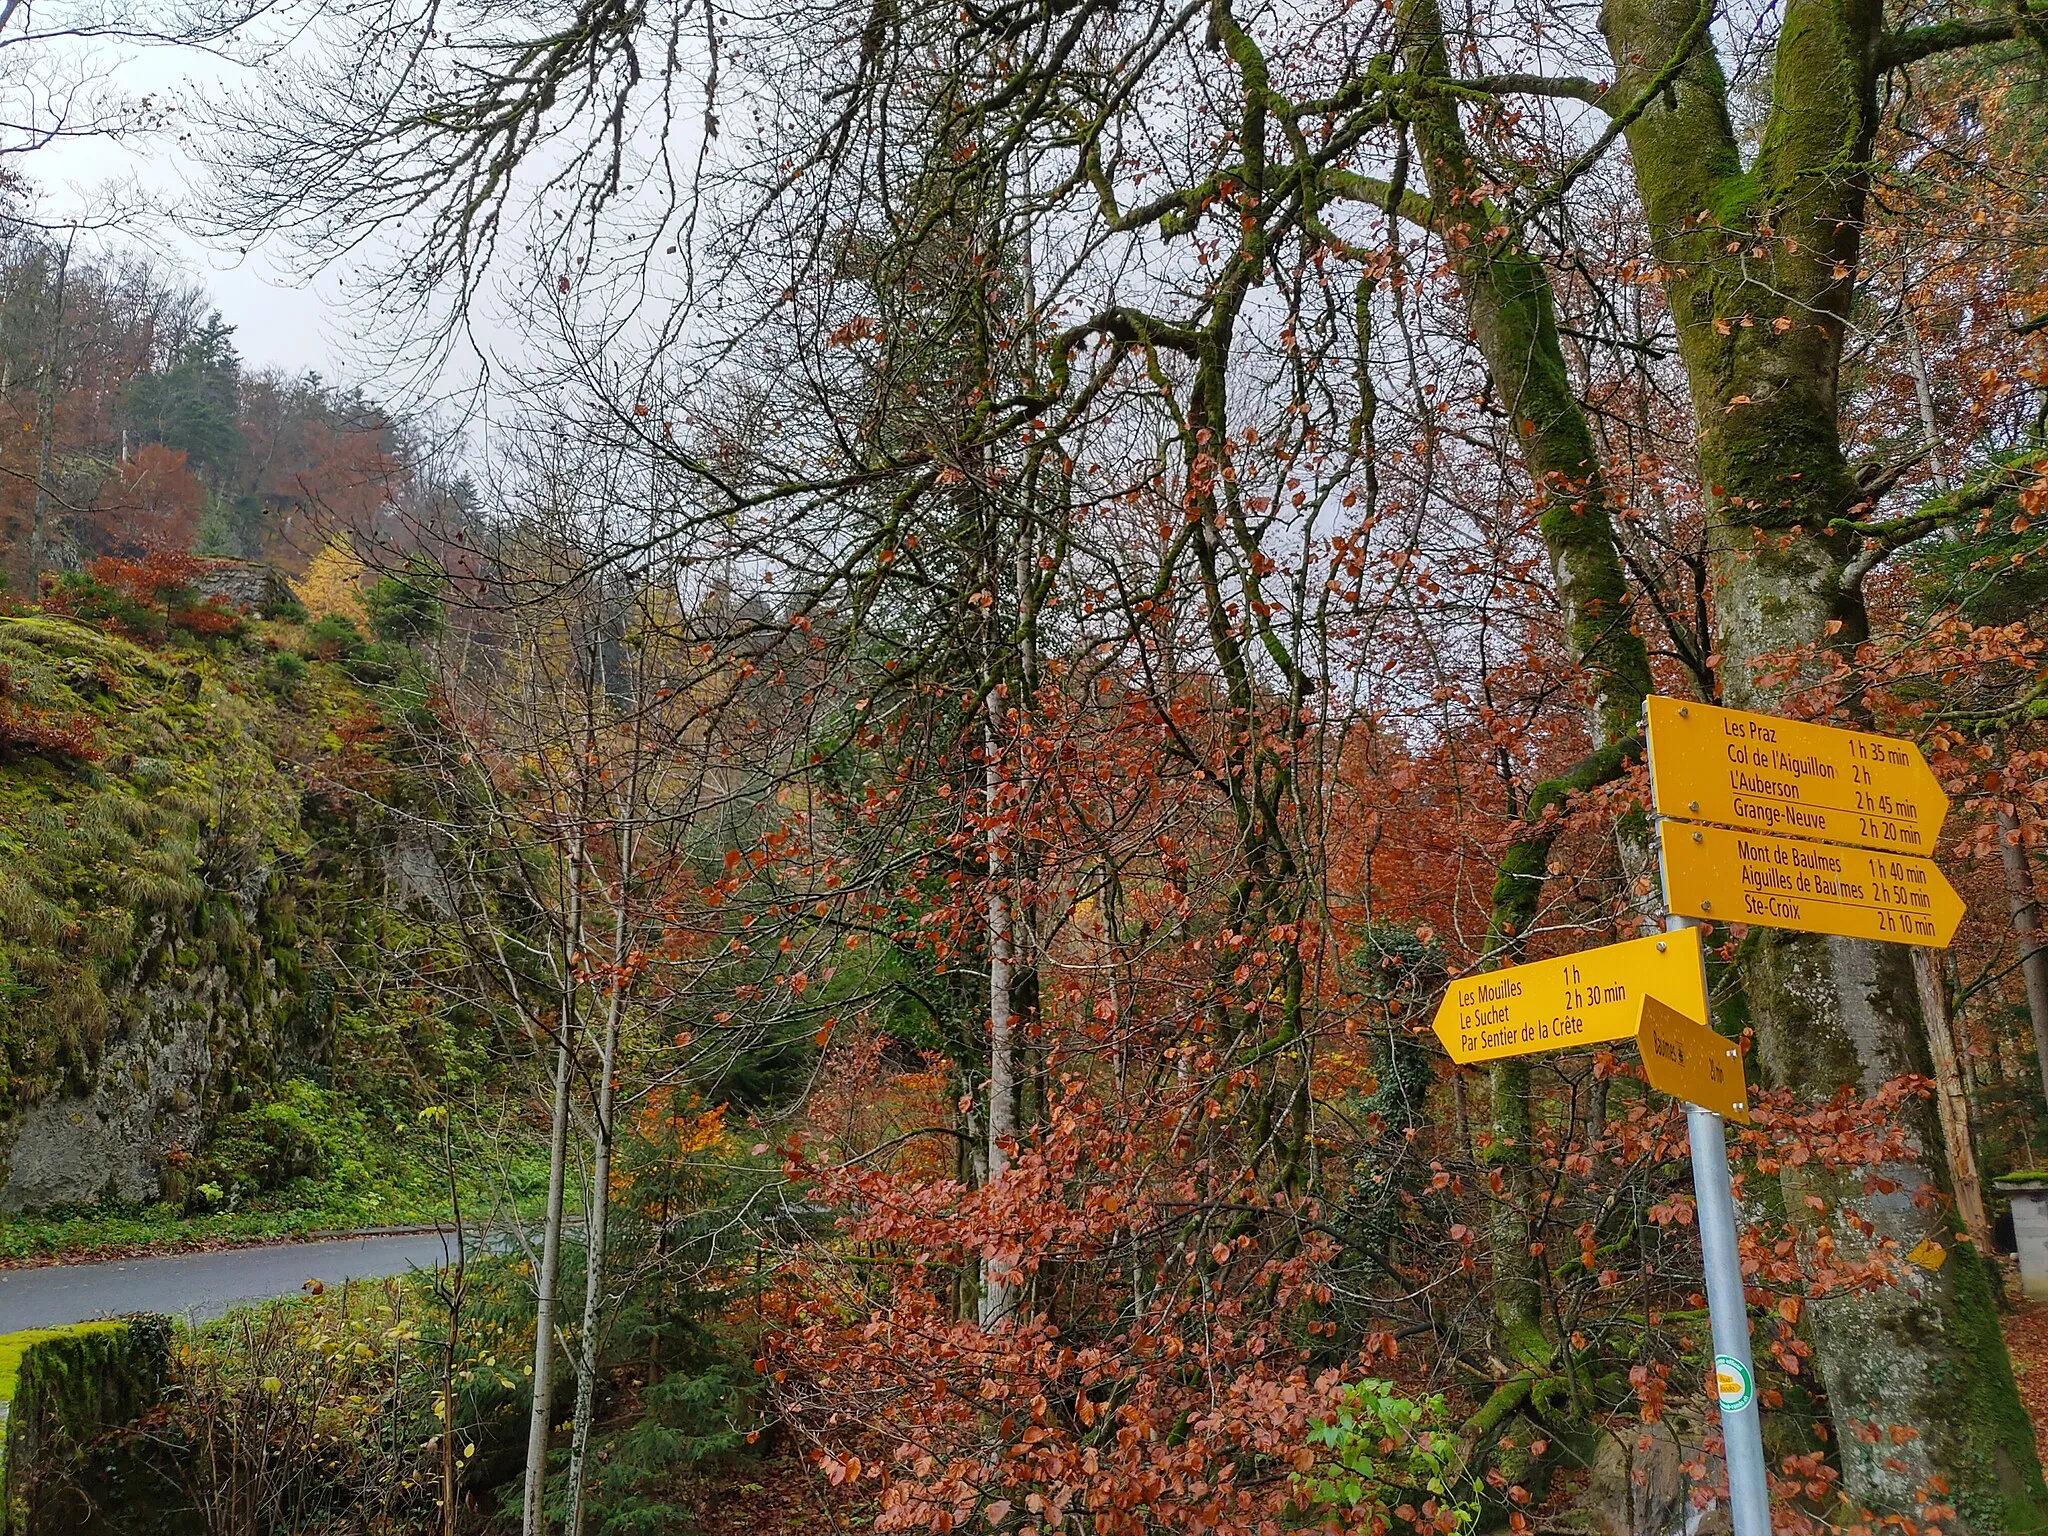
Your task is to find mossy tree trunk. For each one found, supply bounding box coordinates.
[1596,0,2048,1523]
[1391,0,1657,1367]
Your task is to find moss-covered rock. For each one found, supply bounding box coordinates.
[0,612,395,1210]
[0,1317,171,1535]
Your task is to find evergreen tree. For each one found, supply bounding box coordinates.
[124,315,242,473]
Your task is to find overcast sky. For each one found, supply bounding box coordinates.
[26,40,351,377]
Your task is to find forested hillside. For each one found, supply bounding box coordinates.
[0,229,462,585]
[0,224,509,1237]
[2,0,2048,1534]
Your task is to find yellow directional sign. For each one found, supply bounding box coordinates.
[1645,696,1946,855]
[1638,995,1749,1122]
[1433,927,1708,1065]
[1658,821,1964,946]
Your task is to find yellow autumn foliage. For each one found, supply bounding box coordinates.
[292,537,369,626]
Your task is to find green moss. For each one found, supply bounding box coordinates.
[0,1321,126,1411]
[1705,166,1761,228]
[0,1318,170,1536]
[0,616,288,1105]
[1936,1242,2048,1535]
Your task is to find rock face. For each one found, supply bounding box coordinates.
[382,822,455,916]
[0,962,257,1210]
[0,613,380,1212]
[187,559,292,615]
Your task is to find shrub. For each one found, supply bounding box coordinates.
[44,554,247,644]
[363,559,446,645]
[164,597,246,641]
[189,1080,358,1206]
[304,613,366,661]
[44,571,165,641]
[145,1273,505,1532]
[1298,1379,1474,1534]
[267,649,307,694]
[0,664,102,764]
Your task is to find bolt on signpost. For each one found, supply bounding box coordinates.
[1431,698,1958,1536]
[1643,696,1957,1536]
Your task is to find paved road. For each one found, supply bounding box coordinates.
[0,1231,470,1332]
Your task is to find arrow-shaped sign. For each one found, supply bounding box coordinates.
[1432,927,1707,1065]
[1637,994,1749,1122]
[1658,821,1964,947]
[1646,696,1947,855]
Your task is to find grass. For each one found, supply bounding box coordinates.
[0,1191,445,1266]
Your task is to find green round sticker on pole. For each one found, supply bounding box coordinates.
[1714,1354,1755,1413]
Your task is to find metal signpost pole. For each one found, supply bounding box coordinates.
[1634,697,1964,1536]
[1667,911,1771,1536]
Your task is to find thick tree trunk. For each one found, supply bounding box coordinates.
[1595,0,2048,1517]
[1743,927,2033,1527]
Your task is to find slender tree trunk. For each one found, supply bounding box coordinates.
[1013,525,1045,1135]
[28,226,74,590]
[524,834,585,1536]
[1915,948,1992,1254]
[563,679,645,1536]
[563,984,623,1536]
[436,1115,468,1536]
[1991,746,2048,1105]
[1905,300,2000,1258]
[980,702,1015,1328]
[1904,314,1948,489]
[1395,0,1655,1365]
[523,1027,575,1536]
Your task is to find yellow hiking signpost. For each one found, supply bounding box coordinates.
[1426,699,1961,1536]
[1636,695,1959,1536]
[1637,995,1748,1123]
[1430,927,1708,1066]
[1657,821,1965,945]
[1644,696,1946,854]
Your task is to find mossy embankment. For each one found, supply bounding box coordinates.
[0,1317,171,1535]
[0,603,520,1253]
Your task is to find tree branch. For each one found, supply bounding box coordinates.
[1323,167,1437,228]
[1461,72,1613,109]
[1835,449,2046,583]
[1878,11,2040,70]
[1542,0,1715,205]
